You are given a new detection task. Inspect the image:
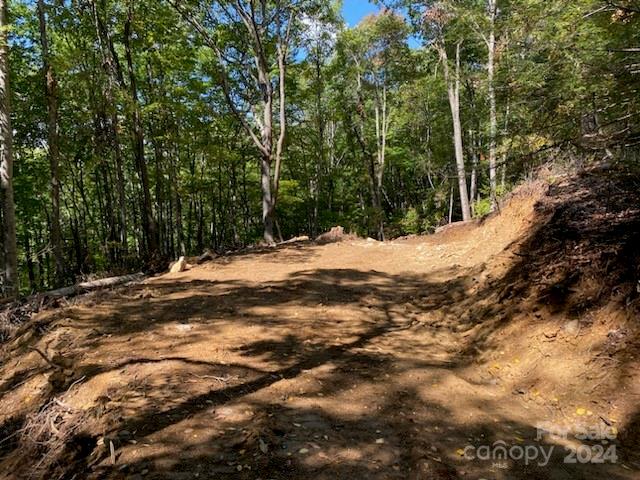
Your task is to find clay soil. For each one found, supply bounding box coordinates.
[1,165,639,480]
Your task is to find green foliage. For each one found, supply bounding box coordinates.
[400,207,422,235]
[472,197,492,217]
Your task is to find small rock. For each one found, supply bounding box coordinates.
[259,438,268,454]
[563,320,580,335]
[169,256,187,273]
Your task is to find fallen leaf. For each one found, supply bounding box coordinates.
[259,438,268,454]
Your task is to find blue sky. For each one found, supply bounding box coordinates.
[341,0,421,48]
[341,0,380,27]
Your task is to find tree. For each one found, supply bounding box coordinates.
[337,10,411,238]
[123,0,158,258]
[88,0,128,256]
[37,0,65,284]
[458,0,499,210]
[298,6,341,237]
[0,0,17,297]
[486,0,497,210]
[169,0,313,245]
[425,3,472,221]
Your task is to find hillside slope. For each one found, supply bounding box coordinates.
[0,165,639,480]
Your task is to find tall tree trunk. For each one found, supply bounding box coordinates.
[258,49,276,245]
[448,184,454,224]
[89,0,127,254]
[24,231,36,292]
[260,152,275,245]
[0,0,17,297]
[487,0,498,211]
[352,64,386,240]
[312,45,325,239]
[440,42,472,221]
[172,144,185,256]
[269,20,290,244]
[113,133,127,254]
[37,0,64,285]
[469,128,479,214]
[124,3,157,258]
[373,84,389,241]
[501,100,510,191]
[153,139,165,254]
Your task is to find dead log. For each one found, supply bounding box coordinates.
[196,249,218,264]
[278,235,310,246]
[44,273,145,299]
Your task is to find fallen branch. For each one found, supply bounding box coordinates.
[188,372,238,383]
[44,273,145,299]
[17,384,94,477]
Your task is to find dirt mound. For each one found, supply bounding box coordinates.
[447,165,640,468]
[0,165,638,479]
[315,225,357,244]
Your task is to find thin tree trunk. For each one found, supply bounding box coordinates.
[448,185,454,224]
[37,0,64,285]
[469,129,478,214]
[440,42,472,221]
[196,196,204,253]
[352,64,385,240]
[172,143,185,256]
[152,139,164,254]
[501,101,510,191]
[487,0,498,211]
[124,2,157,258]
[89,0,127,253]
[0,0,17,297]
[312,44,325,239]
[24,231,36,292]
[373,83,389,241]
[113,128,127,254]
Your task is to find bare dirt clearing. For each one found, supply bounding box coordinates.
[1,167,639,480]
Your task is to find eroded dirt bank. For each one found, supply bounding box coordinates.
[1,166,639,479]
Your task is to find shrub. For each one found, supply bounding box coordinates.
[400,207,422,235]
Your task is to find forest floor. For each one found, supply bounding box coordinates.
[1,164,640,480]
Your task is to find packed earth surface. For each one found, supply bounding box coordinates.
[1,166,639,480]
